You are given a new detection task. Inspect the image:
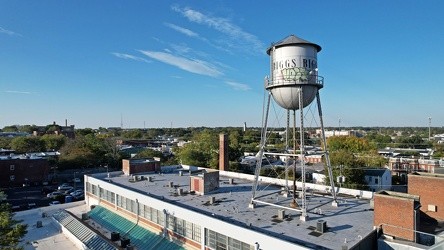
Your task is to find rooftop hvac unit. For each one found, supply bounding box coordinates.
[36,220,42,228]
[81,213,89,220]
[121,237,130,248]
[111,232,120,241]
[278,209,285,220]
[316,220,327,233]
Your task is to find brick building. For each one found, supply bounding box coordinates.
[387,157,443,182]
[32,121,76,139]
[122,158,161,176]
[374,191,420,241]
[305,154,323,164]
[189,169,220,195]
[374,172,444,244]
[0,158,51,187]
[408,172,444,221]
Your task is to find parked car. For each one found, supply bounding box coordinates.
[47,191,63,198]
[70,190,84,197]
[58,184,73,190]
[64,188,75,195]
[72,178,81,183]
[74,193,85,200]
[49,201,61,206]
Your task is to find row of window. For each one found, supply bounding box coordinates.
[166,213,202,242]
[205,229,254,250]
[391,164,429,171]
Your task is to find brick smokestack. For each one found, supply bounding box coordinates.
[219,134,229,171]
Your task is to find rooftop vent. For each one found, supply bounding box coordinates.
[316,220,327,233]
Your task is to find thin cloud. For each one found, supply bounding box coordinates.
[163,19,231,54]
[5,90,33,94]
[138,50,223,78]
[0,27,21,36]
[164,23,199,38]
[169,44,191,55]
[111,52,151,63]
[225,81,251,91]
[172,6,264,54]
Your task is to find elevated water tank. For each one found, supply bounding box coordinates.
[266,35,324,111]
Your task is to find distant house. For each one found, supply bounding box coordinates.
[364,168,392,192]
[312,170,326,184]
[305,153,323,164]
[315,129,362,138]
[387,156,443,182]
[312,168,392,191]
[433,134,444,143]
[378,147,434,158]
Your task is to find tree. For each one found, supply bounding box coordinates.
[133,148,164,160]
[176,129,219,168]
[395,135,424,149]
[41,134,66,151]
[326,149,367,189]
[0,137,12,149]
[44,124,62,134]
[20,125,38,134]
[1,126,18,132]
[0,192,28,250]
[365,133,392,148]
[326,136,374,153]
[75,128,94,136]
[10,137,45,153]
[102,138,123,169]
[228,131,243,162]
[58,135,101,169]
[121,129,143,139]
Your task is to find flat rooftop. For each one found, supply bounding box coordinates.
[15,201,90,250]
[96,167,375,249]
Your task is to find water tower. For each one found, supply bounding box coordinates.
[250,35,338,221]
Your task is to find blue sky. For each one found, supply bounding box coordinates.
[1,1,443,129]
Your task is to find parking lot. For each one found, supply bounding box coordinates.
[3,182,84,211]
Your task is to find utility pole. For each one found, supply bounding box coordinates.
[429,117,432,141]
[339,118,341,132]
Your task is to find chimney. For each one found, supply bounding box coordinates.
[219,134,229,171]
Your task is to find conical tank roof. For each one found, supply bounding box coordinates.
[266,34,322,54]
